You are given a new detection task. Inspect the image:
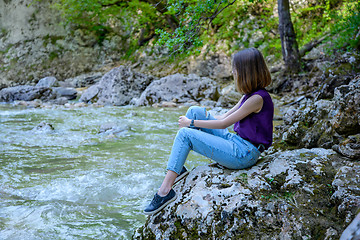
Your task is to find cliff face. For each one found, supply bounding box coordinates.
[134,149,360,239]
[0,0,126,88]
[0,0,65,45]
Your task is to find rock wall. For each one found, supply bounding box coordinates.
[0,0,126,88]
[0,0,65,45]
[275,77,360,159]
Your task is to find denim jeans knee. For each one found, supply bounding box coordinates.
[186,106,208,120]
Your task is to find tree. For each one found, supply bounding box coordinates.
[277,0,300,72]
[158,0,301,72]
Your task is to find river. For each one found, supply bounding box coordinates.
[0,104,211,239]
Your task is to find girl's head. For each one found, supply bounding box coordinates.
[232,48,271,94]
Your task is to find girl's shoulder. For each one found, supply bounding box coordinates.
[247,88,271,98]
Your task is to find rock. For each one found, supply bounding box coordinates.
[330,78,360,135]
[0,85,57,102]
[275,77,360,150]
[315,73,352,101]
[340,212,360,240]
[80,66,153,106]
[216,84,242,108]
[249,30,264,47]
[15,99,43,108]
[199,99,217,108]
[152,101,178,108]
[73,29,97,47]
[332,163,360,217]
[303,47,325,60]
[52,87,78,100]
[32,121,55,133]
[134,148,360,239]
[99,123,131,137]
[65,72,103,88]
[73,102,87,108]
[36,76,57,87]
[188,53,232,81]
[79,85,99,103]
[49,97,68,105]
[136,73,220,106]
[333,134,360,160]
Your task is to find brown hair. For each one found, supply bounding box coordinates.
[232,48,271,94]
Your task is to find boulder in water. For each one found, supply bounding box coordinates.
[0,85,57,102]
[32,121,55,133]
[136,73,220,106]
[99,123,131,137]
[79,66,153,106]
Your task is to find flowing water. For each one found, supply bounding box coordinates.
[0,104,211,240]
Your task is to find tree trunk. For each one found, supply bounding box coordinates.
[278,0,301,73]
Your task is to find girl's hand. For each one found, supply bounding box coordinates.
[178,116,191,128]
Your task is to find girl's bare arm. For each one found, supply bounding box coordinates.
[214,96,244,120]
[179,95,263,129]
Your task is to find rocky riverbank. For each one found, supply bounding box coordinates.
[134,148,359,239]
[1,4,360,236]
[1,62,359,239]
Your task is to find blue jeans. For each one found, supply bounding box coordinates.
[167,106,261,175]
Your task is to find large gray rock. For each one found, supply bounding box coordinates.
[134,148,360,239]
[36,76,57,87]
[136,73,220,106]
[80,66,153,106]
[0,85,57,102]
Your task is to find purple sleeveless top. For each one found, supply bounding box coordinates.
[234,88,274,150]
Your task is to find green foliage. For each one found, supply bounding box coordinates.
[156,0,238,55]
[35,0,359,61]
[291,0,360,52]
[155,0,286,59]
[52,0,122,29]
[47,0,166,44]
[331,0,360,50]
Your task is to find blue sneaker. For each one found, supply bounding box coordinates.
[144,189,176,215]
[174,166,189,184]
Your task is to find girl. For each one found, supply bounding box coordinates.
[144,48,274,215]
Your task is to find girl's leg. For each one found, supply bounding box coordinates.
[185,106,230,138]
[158,170,177,196]
[166,127,260,175]
[158,106,248,196]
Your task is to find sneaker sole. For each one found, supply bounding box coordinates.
[174,171,189,185]
[143,194,177,216]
